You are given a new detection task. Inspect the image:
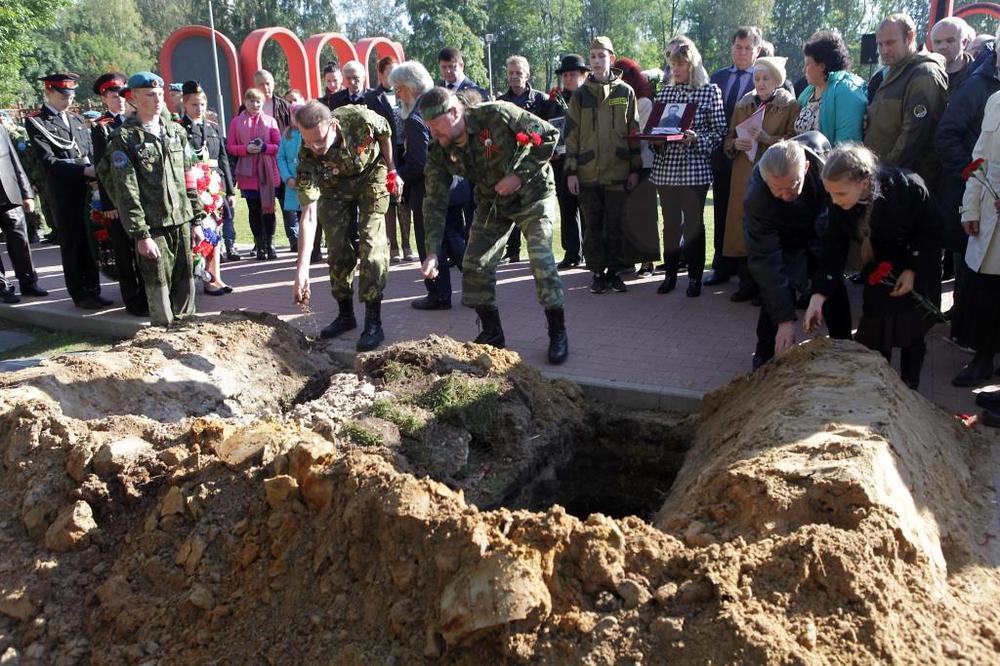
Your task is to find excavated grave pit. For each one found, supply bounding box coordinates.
[0,313,998,665]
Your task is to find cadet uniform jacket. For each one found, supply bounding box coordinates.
[564,72,641,187]
[864,50,948,184]
[179,116,236,196]
[97,114,201,240]
[422,101,558,254]
[295,105,392,206]
[26,105,94,188]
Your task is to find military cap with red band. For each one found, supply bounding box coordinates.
[39,73,79,91]
[94,72,127,96]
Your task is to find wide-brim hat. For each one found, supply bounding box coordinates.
[556,54,590,74]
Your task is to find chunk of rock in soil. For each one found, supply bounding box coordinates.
[44,500,97,551]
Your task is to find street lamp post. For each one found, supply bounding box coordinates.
[208,0,226,135]
[485,33,495,99]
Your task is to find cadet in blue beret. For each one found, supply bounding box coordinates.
[98,70,206,327]
[167,81,184,117]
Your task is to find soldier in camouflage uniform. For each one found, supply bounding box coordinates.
[418,87,568,364]
[291,100,400,351]
[3,118,48,243]
[97,72,204,327]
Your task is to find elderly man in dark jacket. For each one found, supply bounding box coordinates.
[935,41,998,349]
[744,132,852,369]
[0,122,47,302]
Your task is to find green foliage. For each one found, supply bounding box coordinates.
[381,360,417,384]
[0,0,69,104]
[340,420,383,447]
[406,0,489,85]
[369,399,425,437]
[415,375,503,440]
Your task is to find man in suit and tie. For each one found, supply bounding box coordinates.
[705,26,762,287]
[26,72,110,309]
[327,61,372,110]
[437,47,490,101]
[0,120,47,303]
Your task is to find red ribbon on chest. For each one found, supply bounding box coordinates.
[478,129,501,159]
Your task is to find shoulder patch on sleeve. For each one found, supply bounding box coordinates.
[111,150,129,169]
[912,104,928,119]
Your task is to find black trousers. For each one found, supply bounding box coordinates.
[0,207,39,288]
[710,156,737,277]
[411,182,466,302]
[578,185,627,274]
[109,214,147,314]
[553,158,581,262]
[972,272,1000,355]
[754,280,852,368]
[54,186,101,302]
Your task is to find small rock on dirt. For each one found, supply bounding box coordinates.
[264,475,299,509]
[0,589,36,621]
[93,437,153,475]
[617,578,652,610]
[44,500,97,552]
[160,487,185,517]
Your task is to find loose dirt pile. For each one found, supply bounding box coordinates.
[0,314,997,664]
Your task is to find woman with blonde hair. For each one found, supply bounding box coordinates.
[722,56,799,302]
[804,143,941,389]
[650,37,727,296]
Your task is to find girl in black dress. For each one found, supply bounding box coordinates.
[804,143,942,389]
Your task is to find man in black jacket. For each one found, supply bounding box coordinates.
[935,41,998,350]
[437,47,490,100]
[326,61,372,110]
[0,122,47,302]
[744,132,852,369]
[26,73,110,309]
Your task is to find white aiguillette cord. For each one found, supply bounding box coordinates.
[27,114,82,157]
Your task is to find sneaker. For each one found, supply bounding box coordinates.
[607,273,627,293]
[589,274,609,294]
[637,262,654,276]
[556,257,581,269]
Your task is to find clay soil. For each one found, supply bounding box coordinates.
[0,312,998,664]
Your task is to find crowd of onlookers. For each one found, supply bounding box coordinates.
[5,13,1000,421]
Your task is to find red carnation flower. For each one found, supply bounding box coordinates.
[91,211,102,223]
[94,229,110,242]
[515,131,530,146]
[962,158,986,182]
[529,132,543,146]
[549,87,559,101]
[868,261,893,286]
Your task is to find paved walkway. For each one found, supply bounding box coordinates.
[0,239,990,416]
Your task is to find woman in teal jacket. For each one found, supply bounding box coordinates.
[276,104,303,250]
[794,30,868,146]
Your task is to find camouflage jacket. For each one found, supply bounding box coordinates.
[423,101,558,253]
[564,72,641,187]
[295,105,392,206]
[97,112,201,240]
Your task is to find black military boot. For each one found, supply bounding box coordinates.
[544,308,569,364]
[473,305,505,349]
[320,298,357,339]
[266,234,278,260]
[357,300,385,351]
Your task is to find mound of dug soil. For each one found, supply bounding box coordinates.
[0,316,997,664]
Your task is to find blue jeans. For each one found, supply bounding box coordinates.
[221,199,236,245]
[283,208,300,249]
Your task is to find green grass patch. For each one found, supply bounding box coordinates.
[339,420,383,447]
[381,360,417,384]
[369,398,424,438]
[0,321,119,361]
[414,375,504,441]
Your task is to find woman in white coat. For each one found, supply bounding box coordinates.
[957,89,1000,397]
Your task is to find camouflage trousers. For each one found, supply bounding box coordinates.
[318,187,390,302]
[137,224,194,327]
[463,192,564,309]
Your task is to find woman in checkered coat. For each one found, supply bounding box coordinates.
[651,37,727,297]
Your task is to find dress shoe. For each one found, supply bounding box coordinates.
[975,391,1000,410]
[657,275,677,294]
[411,295,451,310]
[256,248,266,260]
[404,252,419,262]
[730,286,757,303]
[75,296,107,310]
[703,270,730,286]
[223,286,234,294]
[266,246,279,260]
[607,273,628,292]
[19,284,48,297]
[686,278,702,297]
[1,286,20,304]
[506,253,522,263]
[204,286,227,296]
[952,357,995,387]
[390,254,402,265]
[556,257,581,269]
[980,408,1000,428]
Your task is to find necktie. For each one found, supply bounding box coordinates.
[724,70,744,114]
[447,82,455,90]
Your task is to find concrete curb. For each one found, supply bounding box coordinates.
[0,301,146,339]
